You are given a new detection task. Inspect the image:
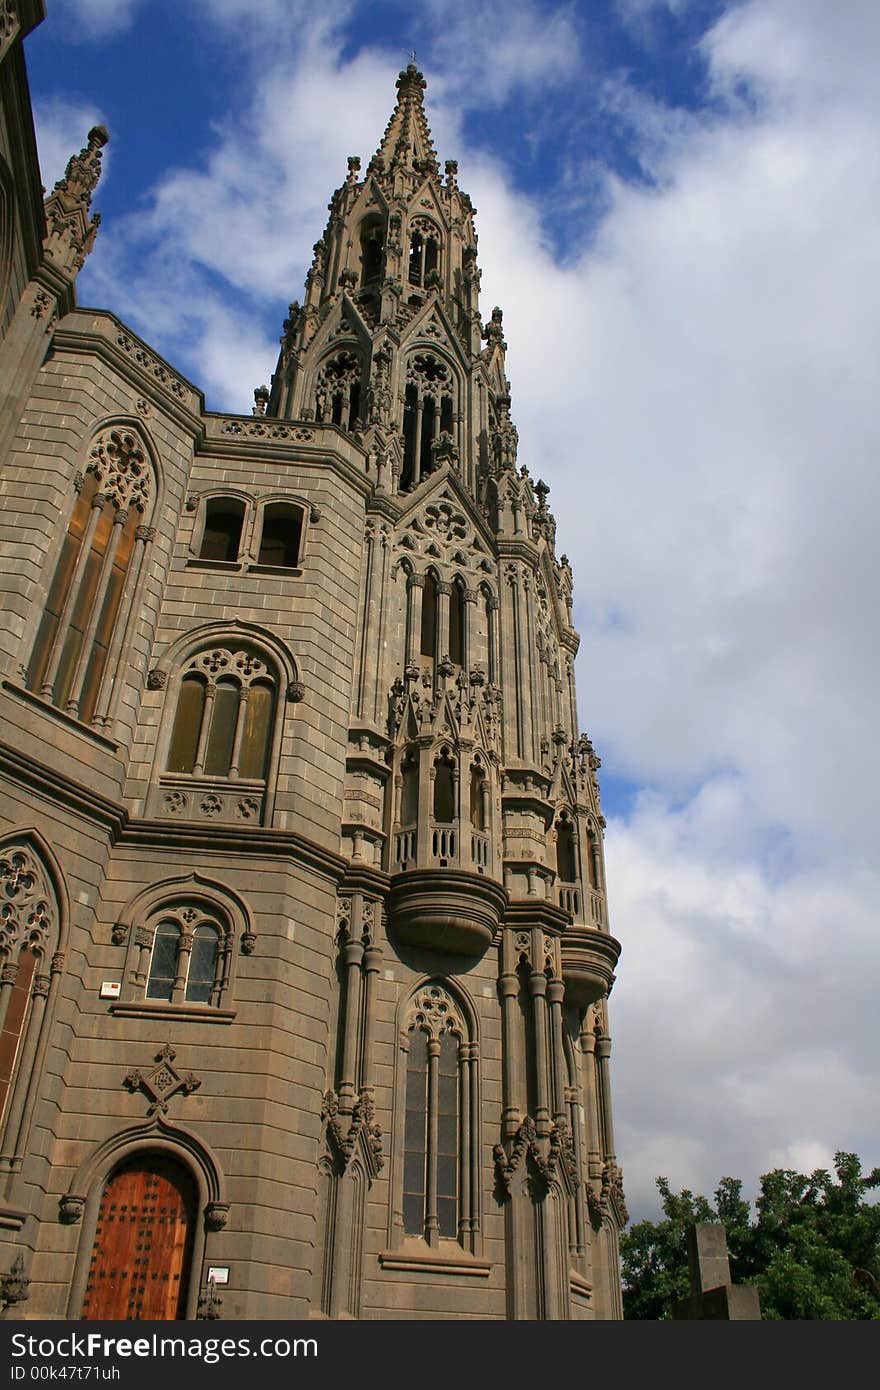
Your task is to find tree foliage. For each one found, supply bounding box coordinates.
[620,1152,880,1319]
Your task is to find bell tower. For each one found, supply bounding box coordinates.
[270,65,627,1318]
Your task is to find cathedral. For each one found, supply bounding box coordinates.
[0,4,626,1320]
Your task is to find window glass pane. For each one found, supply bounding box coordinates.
[147,922,179,1000]
[437,1197,457,1238]
[166,676,205,774]
[201,501,244,562]
[403,1028,428,1236]
[79,511,137,723]
[53,502,113,709]
[204,680,238,776]
[186,924,219,1003]
[238,682,275,780]
[0,949,36,1126]
[437,1031,458,1236]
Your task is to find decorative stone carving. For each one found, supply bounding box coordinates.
[493,1116,579,1199]
[204,1201,230,1232]
[0,1254,29,1312]
[406,982,465,1041]
[0,844,56,958]
[287,680,305,703]
[147,669,166,690]
[31,288,52,319]
[123,1043,201,1116]
[196,1281,223,1319]
[322,1087,384,1174]
[240,930,257,956]
[85,429,151,513]
[43,125,108,276]
[59,1194,86,1225]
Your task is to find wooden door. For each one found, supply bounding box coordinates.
[82,1153,197,1320]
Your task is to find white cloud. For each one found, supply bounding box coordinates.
[52,0,145,40]
[32,97,109,191]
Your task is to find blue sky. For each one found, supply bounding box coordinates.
[25,0,880,1223]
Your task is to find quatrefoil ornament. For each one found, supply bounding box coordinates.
[123,1042,201,1115]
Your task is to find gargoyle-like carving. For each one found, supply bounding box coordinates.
[321,1087,384,1174]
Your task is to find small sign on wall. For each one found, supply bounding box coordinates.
[208,1267,229,1285]
[99,981,121,999]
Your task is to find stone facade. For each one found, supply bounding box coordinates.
[0,12,626,1321]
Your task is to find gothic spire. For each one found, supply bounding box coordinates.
[370,63,439,177]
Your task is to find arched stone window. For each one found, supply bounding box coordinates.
[401,354,456,490]
[432,748,456,824]
[314,351,362,431]
[199,497,245,562]
[420,571,438,662]
[112,875,248,1021]
[398,981,479,1251]
[556,810,578,884]
[469,757,487,832]
[360,217,384,284]
[407,218,440,288]
[0,831,66,1174]
[143,905,228,1007]
[152,636,293,826]
[256,502,304,569]
[449,578,466,668]
[165,649,274,781]
[25,426,155,725]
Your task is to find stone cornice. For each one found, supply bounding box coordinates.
[0,737,347,885]
[119,819,347,884]
[0,737,125,837]
[52,310,204,430]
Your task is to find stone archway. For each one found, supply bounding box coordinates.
[80,1151,198,1320]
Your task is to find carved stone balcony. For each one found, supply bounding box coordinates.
[560,925,622,1007]
[388,869,506,957]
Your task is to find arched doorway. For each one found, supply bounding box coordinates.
[81,1152,198,1320]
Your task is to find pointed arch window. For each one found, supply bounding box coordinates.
[314,351,362,432]
[432,748,456,824]
[25,427,154,725]
[401,354,456,491]
[0,835,65,1170]
[449,580,465,668]
[420,572,438,661]
[400,982,479,1249]
[556,811,578,883]
[360,218,384,285]
[408,219,440,287]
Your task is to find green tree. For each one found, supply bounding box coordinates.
[620,1151,880,1319]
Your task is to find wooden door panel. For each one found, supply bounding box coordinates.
[82,1154,197,1320]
